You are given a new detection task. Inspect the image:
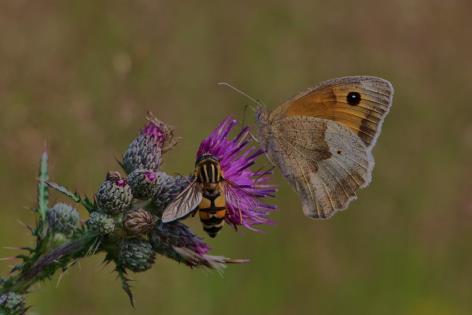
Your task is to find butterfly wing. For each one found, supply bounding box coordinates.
[259,76,393,219]
[270,76,393,150]
[161,179,203,223]
[266,117,372,219]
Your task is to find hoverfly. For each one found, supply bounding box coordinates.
[161,153,245,238]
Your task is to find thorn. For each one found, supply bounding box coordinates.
[115,156,127,173]
[56,271,65,288]
[0,256,16,261]
[17,220,33,232]
[3,246,22,251]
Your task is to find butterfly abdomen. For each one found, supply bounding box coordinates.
[198,190,226,238]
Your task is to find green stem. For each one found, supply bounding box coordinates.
[1,234,99,295]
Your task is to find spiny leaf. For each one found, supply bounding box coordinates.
[85,237,102,257]
[19,247,34,253]
[37,150,49,221]
[10,264,24,273]
[117,268,135,307]
[81,196,97,213]
[45,181,96,213]
[45,181,81,203]
[15,255,29,261]
[116,157,128,175]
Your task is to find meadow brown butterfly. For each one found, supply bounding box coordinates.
[253,76,394,219]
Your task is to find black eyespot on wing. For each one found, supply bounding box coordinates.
[346,92,361,106]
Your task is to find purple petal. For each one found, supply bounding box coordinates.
[196,117,277,231]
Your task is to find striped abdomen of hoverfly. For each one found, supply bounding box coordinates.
[195,154,226,238]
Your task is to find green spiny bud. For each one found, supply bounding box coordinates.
[96,172,133,215]
[128,169,158,200]
[46,203,80,235]
[86,212,115,234]
[0,292,25,314]
[119,239,155,272]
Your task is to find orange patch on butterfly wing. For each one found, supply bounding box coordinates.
[277,76,393,148]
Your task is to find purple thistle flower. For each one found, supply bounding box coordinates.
[141,120,167,146]
[144,170,157,182]
[151,221,210,258]
[122,112,179,174]
[197,117,276,231]
[150,221,248,270]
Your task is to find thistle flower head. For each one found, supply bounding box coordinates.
[0,292,25,314]
[151,221,209,258]
[141,119,167,146]
[119,239,156,273]
[86,212,115,234]
[151,221,248,270]
[196,117,276,230]
[122,113,178,174]
[96,171,133,215]
[123,209,156,236]
[128,169,158,200]
[149,172,192,216]
[46,203,80,235]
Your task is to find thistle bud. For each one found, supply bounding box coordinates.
[0,292,25,314]
[123,209,156,236]
[119,239,156,272]
[96,172,133,215]
[150,172,192,216]
[150,221,209,261]
[128,169,158,200]
[122,113,178,174]
[46,203,80,235]
[151,222,247,270]
[86,212,115,234]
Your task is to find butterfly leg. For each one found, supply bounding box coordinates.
[249,132,260,143]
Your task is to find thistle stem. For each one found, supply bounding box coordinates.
[1,234,99,295]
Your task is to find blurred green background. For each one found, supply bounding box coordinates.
[1,0,472,314]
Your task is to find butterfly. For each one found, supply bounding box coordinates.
[251,76,394,219]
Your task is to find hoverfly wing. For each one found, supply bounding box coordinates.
[161,179,202,223]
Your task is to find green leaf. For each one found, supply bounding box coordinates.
[117,268,135,307]
[45,181,96,213]
[37,150,49,221]
[82,196,97,213]
[15,255,29,261]
[45,181,81,203]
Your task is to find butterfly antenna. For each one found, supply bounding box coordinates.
[217,82,264,111]
[241,103,249,128]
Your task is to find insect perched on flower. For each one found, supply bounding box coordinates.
[219,77,393,220]
[161,117,276,237]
